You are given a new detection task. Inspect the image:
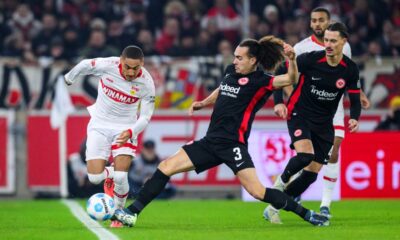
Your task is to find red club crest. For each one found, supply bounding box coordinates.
[238,77,249,85]
[294,129,302,137]
[336,78,346,89]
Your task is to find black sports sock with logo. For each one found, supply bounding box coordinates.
[263,188,308,218]
[281,153,314,183]
[127,169,170,214]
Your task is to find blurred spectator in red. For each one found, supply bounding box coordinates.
[375,96,400,131]
[155,17,180,55]
[201,0,241,45]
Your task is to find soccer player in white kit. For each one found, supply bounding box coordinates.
[64,46,155,227]
[265,8,370,222]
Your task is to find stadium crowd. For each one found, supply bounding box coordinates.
[0,0,399,65]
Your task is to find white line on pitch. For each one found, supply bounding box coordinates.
[62,199,119,240]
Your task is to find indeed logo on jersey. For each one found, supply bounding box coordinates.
[220,83,240,98]
[310,85,338,100]
[101,80,139,104]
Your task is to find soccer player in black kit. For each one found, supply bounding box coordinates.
[264,22,362,223]
[113,36,330,227]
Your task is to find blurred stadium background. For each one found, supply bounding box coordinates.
[0,0,399,238]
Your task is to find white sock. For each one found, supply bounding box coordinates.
[113,171,129,209]
[105,166,114,179]
[321,162,339,208]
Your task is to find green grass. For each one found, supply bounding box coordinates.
[0,200,399,240]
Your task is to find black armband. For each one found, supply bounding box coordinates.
[348,91,361,120]
[273,88,284,105]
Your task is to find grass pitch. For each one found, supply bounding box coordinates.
[0,200,399,240]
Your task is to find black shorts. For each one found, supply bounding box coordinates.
[287,114,334,164]
[182,137,254,174]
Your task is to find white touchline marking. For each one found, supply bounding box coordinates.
[62,199,120,240]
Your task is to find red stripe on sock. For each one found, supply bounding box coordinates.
[114,191,129,198]
[323,176,337,182]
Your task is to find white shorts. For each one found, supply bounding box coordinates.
[333,96,345,138]
[86,124,137,161]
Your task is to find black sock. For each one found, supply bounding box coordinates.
[281,153,314,183]
[127,169,170,214]
[263,188,308,218]
[285,170,318,198]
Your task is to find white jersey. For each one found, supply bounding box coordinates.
[293,35,351,58]
[65,57,155,136]
[294,35,351,137]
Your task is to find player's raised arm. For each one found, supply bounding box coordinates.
[273,43,298,88]
[188,88,219,116]
[64,58,105,85]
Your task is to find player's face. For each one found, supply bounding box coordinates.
[310,11,330,38]
[324,30,346,57]
[233,46,256,75]
[120,57,143,81]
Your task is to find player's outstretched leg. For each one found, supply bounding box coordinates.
[114,168,171,226]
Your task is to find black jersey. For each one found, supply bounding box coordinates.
[206,65,274,145]
[287,50,360,124]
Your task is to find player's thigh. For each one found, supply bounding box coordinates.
[182,138,220,174]
[304,161,323,173]
[287,116,314,154]
[114,154,133,171]
[237,168,264,199]
[216,143,254,174]
[159,148,195,176]
[86,128,112,173]
[111,133,138,161]
[311,131,333,166]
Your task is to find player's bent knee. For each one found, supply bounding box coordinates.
[113,171,128,185]
[88,173,105,185]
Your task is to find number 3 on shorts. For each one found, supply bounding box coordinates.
[233,147,242,161]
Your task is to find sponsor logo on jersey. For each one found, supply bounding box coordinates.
[310,85,339,100]
[101,79,139,104]
[220,83,241,98]
[336,78,346,89]
[238,77,249,85]
[294,129,302,137]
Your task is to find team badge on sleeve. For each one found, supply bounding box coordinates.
[336,78,346,89]
[238,77,249,85]
[294,129,302,137]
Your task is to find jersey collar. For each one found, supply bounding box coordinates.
[118,64,143,80]
[311,34,325,47]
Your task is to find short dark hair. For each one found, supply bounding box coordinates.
[239,36,284,71]
[121,45,144,60]
[326,22,349,38]
[311,7,331,19]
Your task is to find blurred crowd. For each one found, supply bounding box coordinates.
[0,0,399,65]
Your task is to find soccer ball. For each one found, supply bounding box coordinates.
[86,193,116,221]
